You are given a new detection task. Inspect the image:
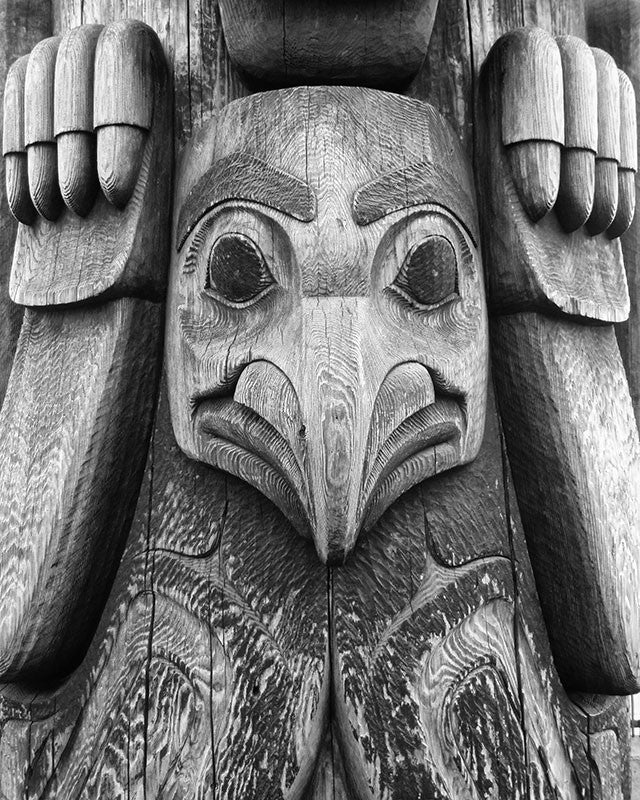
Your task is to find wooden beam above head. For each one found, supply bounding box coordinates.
[218,0,439,90]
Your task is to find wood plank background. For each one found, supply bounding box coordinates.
[0,0,637,798]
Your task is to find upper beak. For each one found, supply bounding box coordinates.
[297,298,366,563]
[233,297,450,565]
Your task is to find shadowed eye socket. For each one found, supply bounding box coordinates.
[207,233,275,304]
[391,235,458,309]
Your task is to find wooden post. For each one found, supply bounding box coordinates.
[0,1,637,798]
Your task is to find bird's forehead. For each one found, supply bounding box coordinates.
[175,87,479,254]
[208,87,468,194]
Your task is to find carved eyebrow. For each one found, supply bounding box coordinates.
[352,161,479,245]
[177,152,317,251]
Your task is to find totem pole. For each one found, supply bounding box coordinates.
[0,2,638,799]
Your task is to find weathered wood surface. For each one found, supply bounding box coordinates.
[478,28,633,319]
[0,19,172,682]
[0,2,51,405]
[491,314,640,691]
[477,26,640,694]
[586,1,640,430]
[167,86,487,566]
[0,1,635,798]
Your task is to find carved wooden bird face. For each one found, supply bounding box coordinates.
[167,86,487,564]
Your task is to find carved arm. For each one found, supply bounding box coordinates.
[0,21,172,682]
[478,27,640,693]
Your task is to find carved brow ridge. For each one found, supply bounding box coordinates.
[177,153,317,251]
[353,161,479,245]
[177,153,479,251]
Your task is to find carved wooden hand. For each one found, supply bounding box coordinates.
[478,27,640,693]
[0,21,171,682]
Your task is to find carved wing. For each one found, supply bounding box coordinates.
[477,27,640,693]
[0,21,172,682]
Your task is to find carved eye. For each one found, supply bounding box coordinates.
[207,233,274,304]
[392,235,458,308]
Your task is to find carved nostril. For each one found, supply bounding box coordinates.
[365,362,436,469]
[233,360,303,446]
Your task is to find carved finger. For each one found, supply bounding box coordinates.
[502,28,564,222]
[3,55,35,224]
[24,36,63,221]
[587,48,620,235]
[94,21,153,209]
[478,29,629,322]
[608,70,637,239]
[54,24,102,216]
[555,36,597,232]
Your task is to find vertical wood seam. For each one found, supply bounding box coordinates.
[186,0,192,128]
[142,420,157,800]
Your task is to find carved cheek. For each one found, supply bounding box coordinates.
[373,287,484,394]
[178,288,293,392]
[170,211,298,402]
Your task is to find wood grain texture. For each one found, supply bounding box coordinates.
[7,21,172,303]
[0,299,162,680]
[0,0,633,797]
[492,313,640,692]
[53,23,102,134]
[557,36,598,151]
[592,47,622,162]
[93,20,155,206]
[3,56,36,223]
[0,21,172,680]
[167,86,488,564]
[26,141,62,220]
[2,53,27,154]
[24,37,62,220]
[0,391,329,799]
[587,48,622,233]
[93,19,153,128]
[54,24,102,214]
[56,130,98,215]
[4,151,34,223]
[500,29,564,220]
[330,447,603,800]
[556,36,597,230]
[478,30,631,320]
[481,28,636,241]
[23,36,59,145]
[611,71,638,237]
[557,146,596,230]
[51,0,248,146]
[587,0,640,431]
[501,27,564,146]
[218,0,439,91]
[0,0,52,400]
[478,24,640,696]
[619,70,638,171]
